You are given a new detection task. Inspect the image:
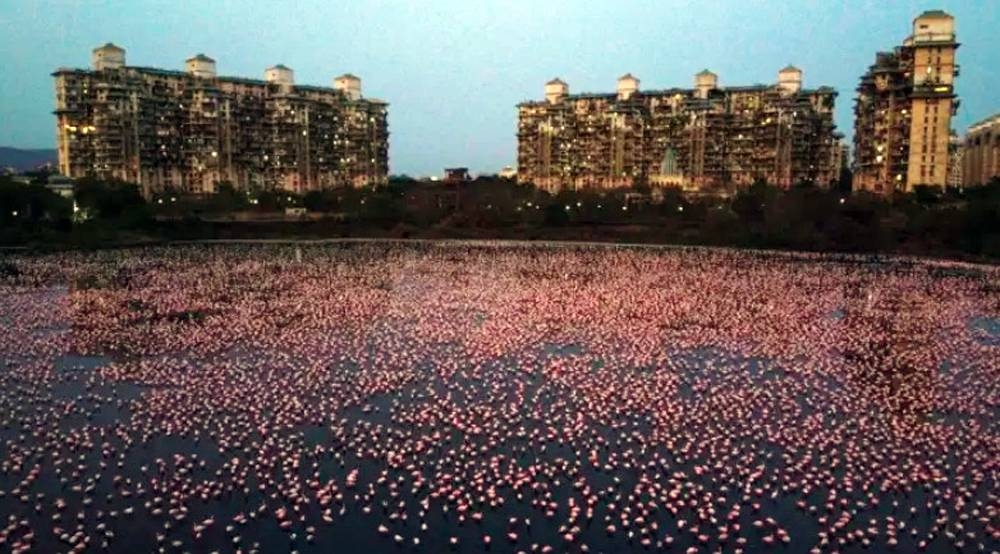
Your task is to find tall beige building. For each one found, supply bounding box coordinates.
[962,113,1000,186]
[54,44,389,197]
[517,68,840,194]
[853,10,959,195]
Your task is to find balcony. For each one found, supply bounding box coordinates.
[910,83,954,99]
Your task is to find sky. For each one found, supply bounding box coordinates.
[0,0,997,176]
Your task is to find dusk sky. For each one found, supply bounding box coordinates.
[1,0,996,176]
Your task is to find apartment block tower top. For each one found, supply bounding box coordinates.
[907,10,957,47]
[185,54,216,78]
[694,69,717,99]
[617,74,639,100]
[334,74,362,101]
[778,65,802,95]
[92,42,125,71]
[544,78,568,104]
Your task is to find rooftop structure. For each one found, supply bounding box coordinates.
[443,167,470,183]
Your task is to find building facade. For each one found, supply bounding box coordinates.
[852,10,959,195]
[54,44,389,197]
[946,133,963,188]
[516,67,840,194]
[962,113,1000,187]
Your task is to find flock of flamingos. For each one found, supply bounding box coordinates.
[0,242,998,553]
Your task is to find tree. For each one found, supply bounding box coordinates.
[74,176,145,220]
[0,177,72,240]
[543,201,570,226]
[210,181,249,212]
[656,186,685,216]
[731,179,777,231]
[701,206,742,245]
[957,178,1000,257]
[911,185,942,206]
[836,167,853,194]
[255,190,300,211]
[302,190,332,212]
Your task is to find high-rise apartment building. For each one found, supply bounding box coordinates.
[962,113,1000,187]
[946,133,964,188]
[54,44,389,197]
[852,10,959,195]
[516,67,840,194]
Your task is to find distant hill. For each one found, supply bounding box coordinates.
[0,147,58,172]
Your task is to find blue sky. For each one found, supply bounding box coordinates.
[0,0,996,176]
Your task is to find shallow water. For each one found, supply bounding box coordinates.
[0,244,997,553]
[970,316,1000,346]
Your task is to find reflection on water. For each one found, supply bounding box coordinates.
[54,354,112,374]
[970,316,1000,346]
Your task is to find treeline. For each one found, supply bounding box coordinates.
[2,174,999,260]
